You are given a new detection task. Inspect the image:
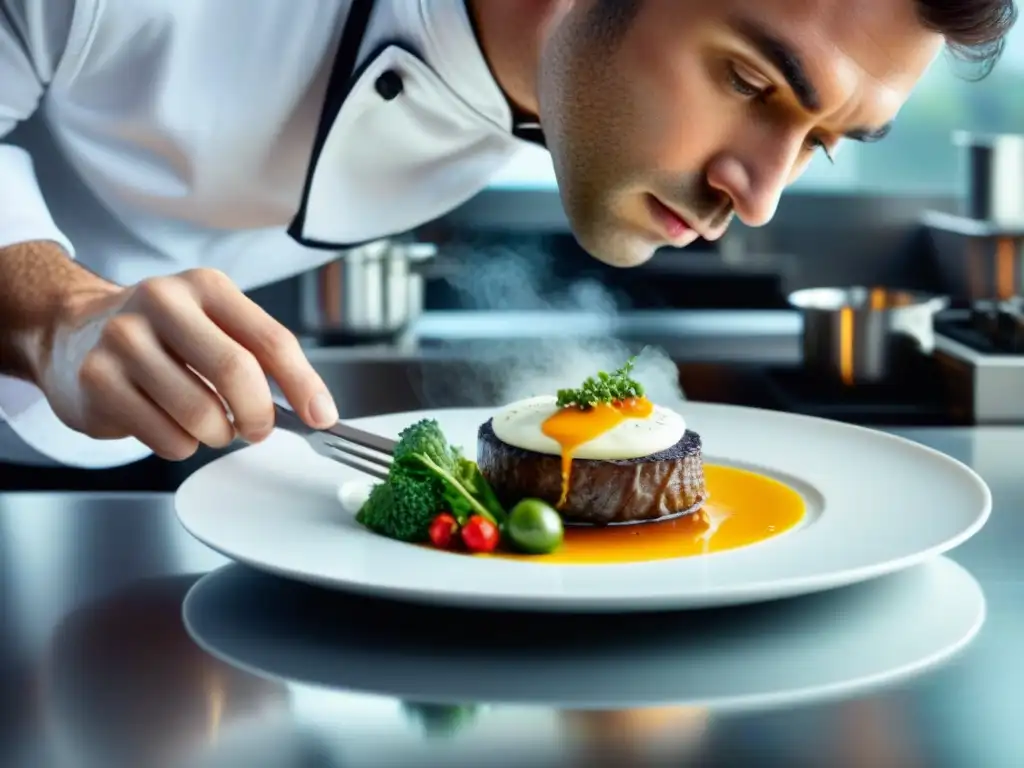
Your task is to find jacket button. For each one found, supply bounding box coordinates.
[374,70,403,101]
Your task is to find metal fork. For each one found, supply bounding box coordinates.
[272,401,396,481]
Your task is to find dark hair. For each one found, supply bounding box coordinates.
[918,0,1019,78]
[589,0,1018,79]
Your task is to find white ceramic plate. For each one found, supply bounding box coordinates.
[174,403,991,611]
[181,556,985,712]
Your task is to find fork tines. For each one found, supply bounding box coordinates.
[321,435,392,482]
[271,400,397,482]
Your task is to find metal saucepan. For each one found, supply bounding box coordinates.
[788,287,948,386]
[956,131,1024,227]
[299,239,437,342]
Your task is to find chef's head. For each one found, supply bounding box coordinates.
[535,0,1016,266]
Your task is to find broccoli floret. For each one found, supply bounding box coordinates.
[406,451,506,527]
[355,466,441,542]
[355,418,506,541]
[393,419,458,472]
[393,419,504,524]
[355,481,394,534]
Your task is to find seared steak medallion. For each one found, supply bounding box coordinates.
[476,418,707,525]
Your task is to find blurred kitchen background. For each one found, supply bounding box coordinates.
[4,32,1024,490]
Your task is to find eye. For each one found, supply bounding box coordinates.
[727,65,768,99]
[805,135,836,164]
[726,61,836,164]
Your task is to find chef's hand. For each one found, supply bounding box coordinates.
[38,267,338,460]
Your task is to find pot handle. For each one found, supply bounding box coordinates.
[403,242,438,265]
[396,242,440,278]
[890,296,949,353]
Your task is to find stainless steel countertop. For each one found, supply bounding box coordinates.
[2,425,1022,767]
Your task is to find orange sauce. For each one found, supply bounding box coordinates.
[496,464,805,565]
[540,397,654,507]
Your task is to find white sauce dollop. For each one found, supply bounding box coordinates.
[490,394,686,460]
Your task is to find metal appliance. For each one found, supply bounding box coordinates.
[908,218,1024,425]
[788,286,947,386]
[299,239,437,344]
[925,211,1024,303]
[931,303,1024,424]
[765,298,1024,426]
[902,131,1024,424]
[699,134,1024,427]
[955,131,1024,227]
[677,132,1024,426]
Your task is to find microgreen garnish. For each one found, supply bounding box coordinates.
[555,356,645,409]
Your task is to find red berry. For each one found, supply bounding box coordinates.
[428,513,459,549]
[461,515,500,553]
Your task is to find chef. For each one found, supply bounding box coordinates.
[0,0,1015,468]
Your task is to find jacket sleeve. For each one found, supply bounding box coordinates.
[0,0,153,467]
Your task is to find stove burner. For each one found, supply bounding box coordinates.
[971,299,1024,353]
[938,300,1024,354]
[934,307,1024,424]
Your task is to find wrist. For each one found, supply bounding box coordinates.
[0,241,120,386]
[31,286,120,384]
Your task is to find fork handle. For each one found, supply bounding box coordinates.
[272,400,315,436]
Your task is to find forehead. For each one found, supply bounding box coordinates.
[635,0,946,123]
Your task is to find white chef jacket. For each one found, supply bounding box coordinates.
[0,0,539,467]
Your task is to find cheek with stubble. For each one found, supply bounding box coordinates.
[539,31,668,267]
[592,52,738,249]
[557,140,659,267]
[559,150,665,268]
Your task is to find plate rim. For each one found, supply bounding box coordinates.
[174,402,992,612]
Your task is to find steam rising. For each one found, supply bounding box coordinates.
[424,242,687,411]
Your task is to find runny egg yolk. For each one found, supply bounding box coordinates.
[541,397,654,506]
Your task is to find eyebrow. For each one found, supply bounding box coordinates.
[729,18,895,143]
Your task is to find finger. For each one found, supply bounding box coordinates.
[118,386,202,460]
[139,289,276,442]
[78,353,199,460]
[187,269,338,428]
[104,314,237,449]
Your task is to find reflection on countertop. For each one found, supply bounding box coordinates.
[42,574,293,768]
[181,556,983,711]
[0,425,1023,766]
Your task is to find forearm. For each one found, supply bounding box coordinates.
[0,240,117,384]
[0,0,90,382]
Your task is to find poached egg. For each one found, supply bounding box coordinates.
[491,394,686,505]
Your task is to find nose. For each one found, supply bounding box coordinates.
[705,129,806,227]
